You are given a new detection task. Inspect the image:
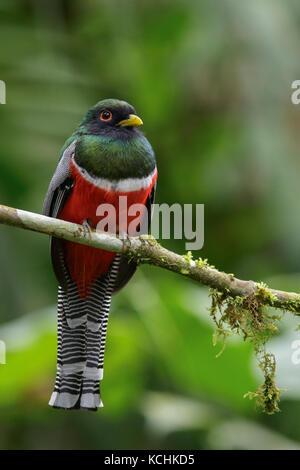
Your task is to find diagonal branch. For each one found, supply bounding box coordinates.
[0,203,300,314]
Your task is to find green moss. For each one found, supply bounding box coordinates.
[195,257,215,269]
[183,251,193,264]
[209,288,283,414]
[244,353,283,415]
[281,296,300,313]
[255,282,277,305]
[180,269,189,275]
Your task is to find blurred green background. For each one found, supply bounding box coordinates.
[1,0,300,450]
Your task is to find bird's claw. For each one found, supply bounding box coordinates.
[82,219,92,240]
[119,230,131,249]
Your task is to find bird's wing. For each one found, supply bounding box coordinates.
[43,140,76,217]
[43,140,76,289]
[112,181,156,294]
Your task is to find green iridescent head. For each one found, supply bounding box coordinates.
[71,99,156,180]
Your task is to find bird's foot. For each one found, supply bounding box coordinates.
[118,231,132,255]
[119,230,131,249]
[82,219,93,240]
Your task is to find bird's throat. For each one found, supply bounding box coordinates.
[74,133,156,181]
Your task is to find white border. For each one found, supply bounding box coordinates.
[72,156,157,192]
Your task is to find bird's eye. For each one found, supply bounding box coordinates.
[100,110,112,122]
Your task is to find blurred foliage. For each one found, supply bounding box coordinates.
[1,0,300,449]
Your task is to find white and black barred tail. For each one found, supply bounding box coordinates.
[49,255,120,411]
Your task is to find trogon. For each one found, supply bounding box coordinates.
[43,99,157,410]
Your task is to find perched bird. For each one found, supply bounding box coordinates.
[43,99,157,410]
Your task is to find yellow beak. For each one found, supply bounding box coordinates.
[118,114,143,127]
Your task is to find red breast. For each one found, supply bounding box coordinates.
[58,159,157,298]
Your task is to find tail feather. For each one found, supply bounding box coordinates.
[49,255,120,411]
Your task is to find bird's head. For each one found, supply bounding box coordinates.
[78,99,143,140]
[72,98,155,180]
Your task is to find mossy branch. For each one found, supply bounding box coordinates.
[0,203,298,414]
[0,203,299,315]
